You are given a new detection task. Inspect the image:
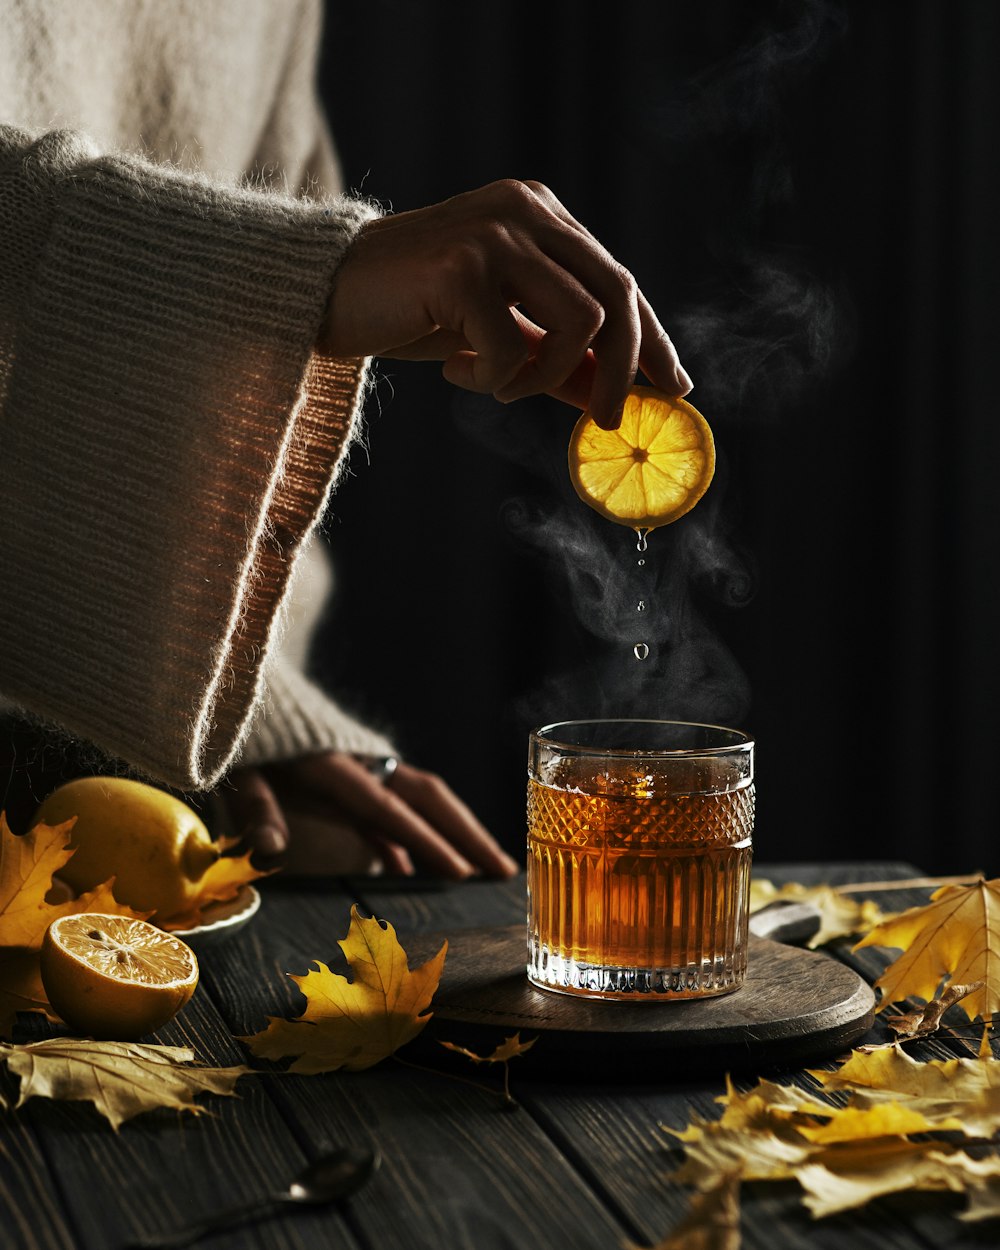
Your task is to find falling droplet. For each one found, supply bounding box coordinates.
[637,600,646,612]
[633,642,649,660]
[635,528,649,553]
[637,558,645,567]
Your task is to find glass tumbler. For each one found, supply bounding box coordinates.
[526,719,754,1000]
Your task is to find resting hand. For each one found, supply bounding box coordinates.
[319,179,691,430]
[219,752,520,880]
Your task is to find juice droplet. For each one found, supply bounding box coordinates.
[637,558,645,567]
[635,528,649,553]
[633,642,650,660]
[637,600,646,612]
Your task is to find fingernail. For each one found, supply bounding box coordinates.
[502,854,520,876]
[255,824,288,856]
[595,403,624,431]
[676,365,694,394]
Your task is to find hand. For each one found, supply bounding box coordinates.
[320,179,691,429]
[218,752,520,880]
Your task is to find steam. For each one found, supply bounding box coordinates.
[453,1,847,734]
[679,256,845,419]
[498,492,753,729]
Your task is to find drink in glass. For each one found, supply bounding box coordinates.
[527,719,754,1000]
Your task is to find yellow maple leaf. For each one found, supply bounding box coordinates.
[1,813,150,950]
[854,878,1000,1016]
[0,812,78,949]
[670,1044,1000,1224]
[796,1101,963,1143]
[0,1038,251,1131]
[750,877,886,948]
[809,1043,1000,1137]
[713,1076,832,1127]
[668,1109,814,1188]
[159,844,270,930]
[672,1064,976,1187]
[242,905,446,1073]
[0,812,152,1036]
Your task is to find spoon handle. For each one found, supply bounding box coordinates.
[124,1194,283,1250]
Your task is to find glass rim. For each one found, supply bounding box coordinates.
[530,717,753,758]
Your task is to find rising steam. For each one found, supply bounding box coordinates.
[454,1,847,733]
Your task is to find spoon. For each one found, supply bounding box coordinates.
[126,1145,380,1249]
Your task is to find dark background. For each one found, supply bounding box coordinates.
[312,0,1000,876]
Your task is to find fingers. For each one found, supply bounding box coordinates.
[221,768,289,858]
[291,753,481,880]
[520,182,690,415]
[440,297,529,395]
[389,763,520,878]
[637,290,693,398]
[323,177,690,428]
[364,833,415,877]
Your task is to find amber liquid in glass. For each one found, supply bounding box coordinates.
[527,760,753,998]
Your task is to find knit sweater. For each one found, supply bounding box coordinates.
[0,0,394,791]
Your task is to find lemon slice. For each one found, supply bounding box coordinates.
[568,386,715,530]
[41,914,199,1040]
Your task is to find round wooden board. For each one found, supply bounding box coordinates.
[406,926,876,1080]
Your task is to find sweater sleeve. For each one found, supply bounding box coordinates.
[0,124,379,792]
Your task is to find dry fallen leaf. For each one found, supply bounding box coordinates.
[750,877,886,948]
[0,813,152,1037]
[888,981,985,1039]
[662,879,1000,1227]
[633,1173,741,1250]
[809,1043,1000,1137]
[0,1038,251,1130]
[440,1032,536,1105]
[796,1140,973,1218]
[243,905,446,1073]
[854,877,1000,1017]
[440,1033,536,1066]
[795,1100,964,1143]
[0,812,78,949]
[667,1088,815,1188]
[957,1155,1000,1222]
[159,836,271,930]
[666,1045,1000,1225]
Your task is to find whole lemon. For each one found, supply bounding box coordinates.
[36,777,219,922]
[41,913,199,1039]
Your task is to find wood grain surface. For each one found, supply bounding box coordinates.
[7,862,987,1250]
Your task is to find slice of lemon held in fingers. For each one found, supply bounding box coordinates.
[568,386,715,530]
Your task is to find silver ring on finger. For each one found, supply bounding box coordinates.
[356,754,399,786]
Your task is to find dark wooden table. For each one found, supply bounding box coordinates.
[2,861,991,1250]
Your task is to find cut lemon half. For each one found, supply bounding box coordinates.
[568,386,715,530]
[41,913,199,1040]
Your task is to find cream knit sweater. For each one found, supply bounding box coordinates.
[0,0,394,791]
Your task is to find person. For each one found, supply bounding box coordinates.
[0,0,691,879]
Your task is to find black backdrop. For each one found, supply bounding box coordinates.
[311,0,1000,876]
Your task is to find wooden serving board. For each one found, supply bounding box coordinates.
[406,926,876,1080]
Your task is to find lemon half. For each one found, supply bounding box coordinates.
[41,913,199,1039]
